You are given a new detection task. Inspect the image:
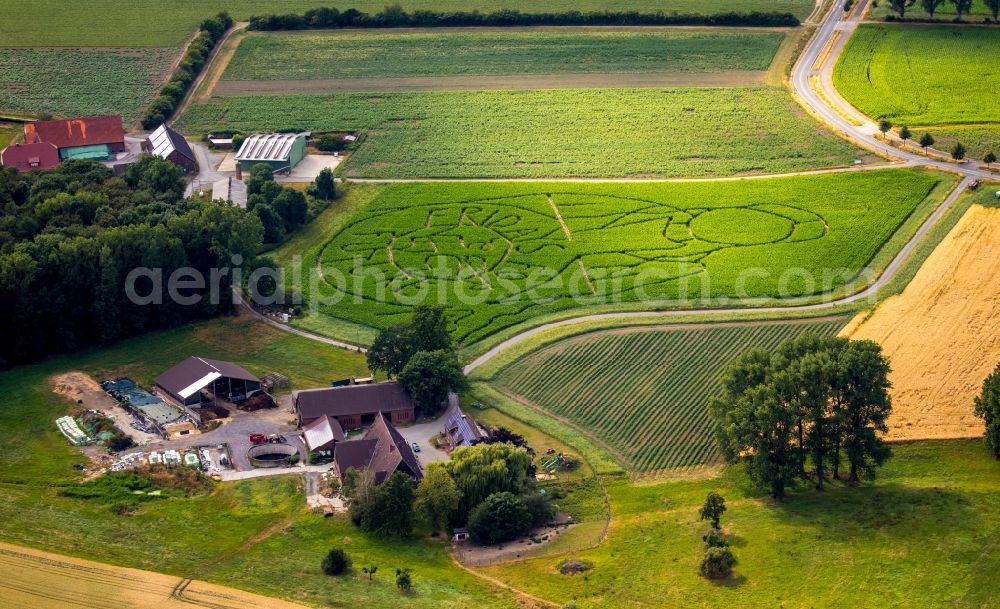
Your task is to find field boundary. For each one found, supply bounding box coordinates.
[212,70,770,95]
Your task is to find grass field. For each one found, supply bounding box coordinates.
[490,318,847,473]
[1,0,814,47]
[296,170,940,344]
[834,24,1000,127]
[0,121,20,148]
[223,29,784,81]
[482,439,1000,608]
[922,125,1000,161]
[0,48,175,123]
[181,87,860,178]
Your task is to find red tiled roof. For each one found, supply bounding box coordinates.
[1,142,60,172]
[333,413,422,483]
[24,115,124,149]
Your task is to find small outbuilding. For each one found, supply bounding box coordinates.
[211,176,248,208]
[452,527,470,542]
[142,124,197,173]
[154,356,262,408]
[24,115,125,161]
[0,141,60,172]
[442,406,485,451]
[302,414,346,453]
[235,132,307,173]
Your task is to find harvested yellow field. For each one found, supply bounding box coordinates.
[841,205,1000,440]
[0,542,313,609]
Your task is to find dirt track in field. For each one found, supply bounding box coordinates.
[0,542,313,609]
[212,70,767,95]
[841,204,1000,440]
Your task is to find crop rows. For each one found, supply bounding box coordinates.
[223,29,783,81]
[3,0,815,47]
[834,25,1000,127]
[307,171,938,344]
[494,318,846,472]
[0,48,175,122]
[181,87,859,179]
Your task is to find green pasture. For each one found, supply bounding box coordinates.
[490,317,847,473]
[922,125,1000,161]
[834,24,1000,127]
[180,87,860,178]
[223,29,784,81]
[482,439,1000,608]
[0,48,175,123]
[295,170,940,344]
[1,0,813,47]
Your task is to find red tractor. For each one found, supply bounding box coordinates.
[249,433,267,445]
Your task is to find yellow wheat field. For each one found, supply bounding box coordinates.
[0,542,313,609]
[841,205,1000,440]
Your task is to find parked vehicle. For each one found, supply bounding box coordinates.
[267,434,285,443]
[411,442,421,453]
[249,433,267,444]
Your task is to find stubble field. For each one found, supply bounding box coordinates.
[842,201,1000,440]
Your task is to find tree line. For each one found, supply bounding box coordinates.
[0,157,267,367]
[248,5,800,31]
[142,12,233,129]
[887,0,999,21]
[710,334,894,499]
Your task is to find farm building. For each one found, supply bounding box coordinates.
[154,356,262,408]
[302,414,346,453]
[0,142,60,172]
[296,382,415,430]
[142,124,197,173]
[211,176,247,207]
[333,412,422,484]
[234,132,307,172]
[442,406,485,451]
[23,115,125,161]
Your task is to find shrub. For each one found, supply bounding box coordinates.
[321,548,351,575]
[951,142,966,160]
[703,528,729,548]
[110,501,138,516]
[699,547,736,579]
[468,491,532,544]
[558,559,593,575]
[395,567,412,591]
[985,152,997,164]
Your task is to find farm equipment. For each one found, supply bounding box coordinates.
[249,433,267,445]
[267,434,285,443]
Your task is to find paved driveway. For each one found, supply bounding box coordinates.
[394,395,457,466]
[276,154,342,183]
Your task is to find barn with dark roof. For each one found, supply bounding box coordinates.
[295,382,415,430]
[142,124,197,173]
[154,356,262,407]
[333,412,422,484]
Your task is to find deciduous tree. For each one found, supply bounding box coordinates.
[950,0,974,19]
[398,349,467,416]
[888,0,915,17]
[415,463,462,535]
[974,361,1000,459]
[468,491,532,544]
[920,0,945,18]
[699,492,727,529]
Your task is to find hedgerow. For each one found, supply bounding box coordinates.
[247,7,799,31]
[141,12,233,129]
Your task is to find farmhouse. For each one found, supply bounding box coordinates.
[302,414,346,453]
[24,115,125,161]
[0,142,60,172]
[442,406,485,451]
[142,124,197,173]
[154,356,262,408]
[333,412,422,484]
[296,382,415,430]
[234,132,307,173]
